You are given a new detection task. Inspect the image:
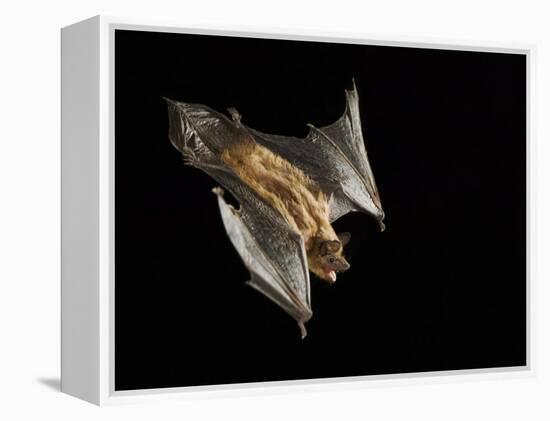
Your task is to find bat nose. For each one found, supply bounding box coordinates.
[341,261,351,271]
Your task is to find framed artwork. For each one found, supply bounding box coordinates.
[61,15,532,405]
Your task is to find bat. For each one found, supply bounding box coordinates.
[165,81,385,338]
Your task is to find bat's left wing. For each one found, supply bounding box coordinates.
[166,100,312,337]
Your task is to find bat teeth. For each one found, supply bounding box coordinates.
[328,271,337,283]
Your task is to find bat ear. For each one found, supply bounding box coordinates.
[337,232,351,246]
[321,240,342,254]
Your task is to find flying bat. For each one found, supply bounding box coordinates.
[165,82,385,338]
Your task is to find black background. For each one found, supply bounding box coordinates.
[114,29,526,391]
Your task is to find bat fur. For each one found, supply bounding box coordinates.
[222,139,350,283]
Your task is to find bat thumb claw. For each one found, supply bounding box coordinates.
[227,107,242,124]
[212,186,225,197]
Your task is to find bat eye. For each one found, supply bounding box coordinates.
[328,257,335,263]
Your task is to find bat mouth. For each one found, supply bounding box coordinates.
[327,271,337,283]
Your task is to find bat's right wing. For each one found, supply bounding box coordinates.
[213,185,312,338]
[203,163,313,337]
[245,81,385,228]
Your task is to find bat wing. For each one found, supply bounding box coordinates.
[245,81,385,228]
[166,100,313,337]
[214,183,312,338]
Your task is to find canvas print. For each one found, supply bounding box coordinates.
[115,29,527,391]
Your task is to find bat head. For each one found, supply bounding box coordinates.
[309,232,351,283]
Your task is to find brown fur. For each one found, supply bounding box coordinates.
[221,140,346,280]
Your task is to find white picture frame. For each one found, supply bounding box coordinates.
[61,15,534,405]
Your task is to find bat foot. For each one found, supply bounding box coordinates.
[377,210,386,232]
[298,322,308,339]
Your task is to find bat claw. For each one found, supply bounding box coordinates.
[227,107,242,124]
[212,186,225,197]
